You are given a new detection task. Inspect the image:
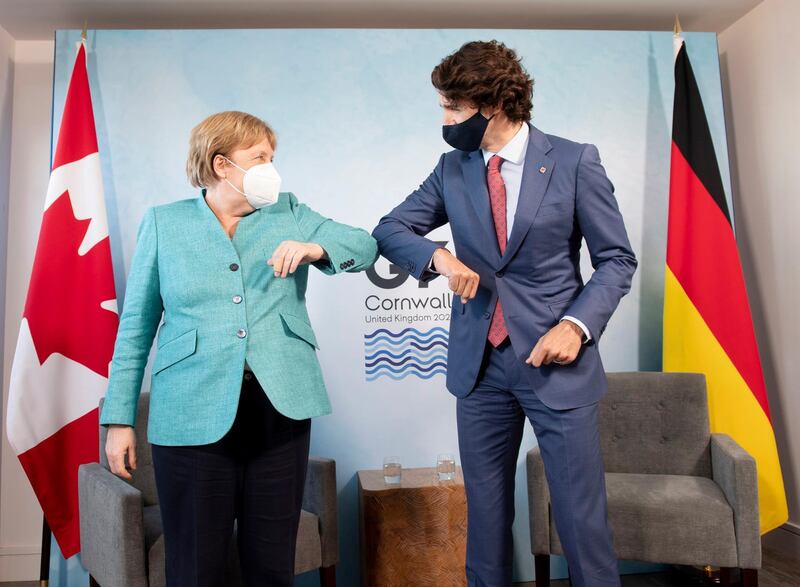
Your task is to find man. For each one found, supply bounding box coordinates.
[372,41,637,587]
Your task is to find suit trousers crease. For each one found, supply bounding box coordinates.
[151,372,311,586]
[457,339,620,587]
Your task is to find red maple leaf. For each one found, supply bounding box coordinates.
[24,191,119,377]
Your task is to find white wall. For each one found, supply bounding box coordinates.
[0,25,14,449]
[0,38,54,581]
[0,22,15,579]
[718,0,800,550]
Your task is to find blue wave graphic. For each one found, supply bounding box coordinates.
[364,340,448,353]
[365,326,449,339]
[365,347,446,361]
[366,361,447,376]
[365,354,447,369]
[366,369,447,381]
[364,326,449,381]
[365,332,449,346]
[368,339,447,353]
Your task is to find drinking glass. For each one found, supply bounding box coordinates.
[437,453,456,481]
[383,456,402,484]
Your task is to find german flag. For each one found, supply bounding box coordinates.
[663,36,787,533]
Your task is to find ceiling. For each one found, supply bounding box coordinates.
[0,0,763,41]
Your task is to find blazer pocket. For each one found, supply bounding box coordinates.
[153,329,198,375]
[536,202,573,218]
[280,313,320,349]
[547,296,578,322]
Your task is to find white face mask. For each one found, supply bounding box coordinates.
[222,156,281,208]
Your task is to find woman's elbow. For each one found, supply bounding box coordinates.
[358,231,379,268]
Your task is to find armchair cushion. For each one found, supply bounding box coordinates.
[548,473,738,567]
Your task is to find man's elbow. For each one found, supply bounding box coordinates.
[371,214,396,243]
[371,216,405,254]
[619,251,638,293]
[624,248,638,273]
[371,219,386,249]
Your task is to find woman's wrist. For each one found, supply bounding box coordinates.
[311,243,328,261]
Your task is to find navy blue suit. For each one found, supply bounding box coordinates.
[373,124,637,586]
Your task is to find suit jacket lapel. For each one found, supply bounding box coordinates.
[499,125,555,270]
[462,149,503,262]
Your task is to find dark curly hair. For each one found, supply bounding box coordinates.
[431,40,534,123]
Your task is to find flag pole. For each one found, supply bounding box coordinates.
[39,515,50,586]
[673,14,682,36]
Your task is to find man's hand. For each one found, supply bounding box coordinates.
[268,241,327,278]
[526,320,584,367]
[432,248,480,303]
[105,424,137,480]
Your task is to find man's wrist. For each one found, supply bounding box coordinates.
[560,319,585,340]
[430,247,449,274]
[561,315,591,343]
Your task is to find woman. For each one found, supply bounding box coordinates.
[101,111,378,585]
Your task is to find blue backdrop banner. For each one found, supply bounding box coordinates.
[52,28,731,585]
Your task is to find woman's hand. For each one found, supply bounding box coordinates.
[105,424,137,480]
[268,241,328,278]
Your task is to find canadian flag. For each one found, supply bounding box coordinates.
[6,41,118,558]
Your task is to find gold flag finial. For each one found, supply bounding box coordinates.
[81,20,88,42]
[673,15,683,36]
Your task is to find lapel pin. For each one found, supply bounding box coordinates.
[539,166,547,174]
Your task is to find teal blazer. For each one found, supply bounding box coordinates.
[100,192,378,446]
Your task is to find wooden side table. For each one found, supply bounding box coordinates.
[358,466,467,587]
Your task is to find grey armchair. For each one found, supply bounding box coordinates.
[527,372,760,587]
[78,394,339,587]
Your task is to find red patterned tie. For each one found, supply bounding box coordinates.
[487,155,509,347]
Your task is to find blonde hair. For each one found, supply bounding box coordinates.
[186,111,277,188]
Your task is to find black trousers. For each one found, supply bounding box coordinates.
[151,372,311,586]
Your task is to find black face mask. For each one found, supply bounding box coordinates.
[442,110,495,152]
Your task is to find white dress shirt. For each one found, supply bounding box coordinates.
[482,121,529,239]
[429,123,592,343]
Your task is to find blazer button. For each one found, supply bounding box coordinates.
[496,270,504,278]
[483,312,491,319]
[232,295,243,304]
[236,328,247,338]
[229,263,239,271]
